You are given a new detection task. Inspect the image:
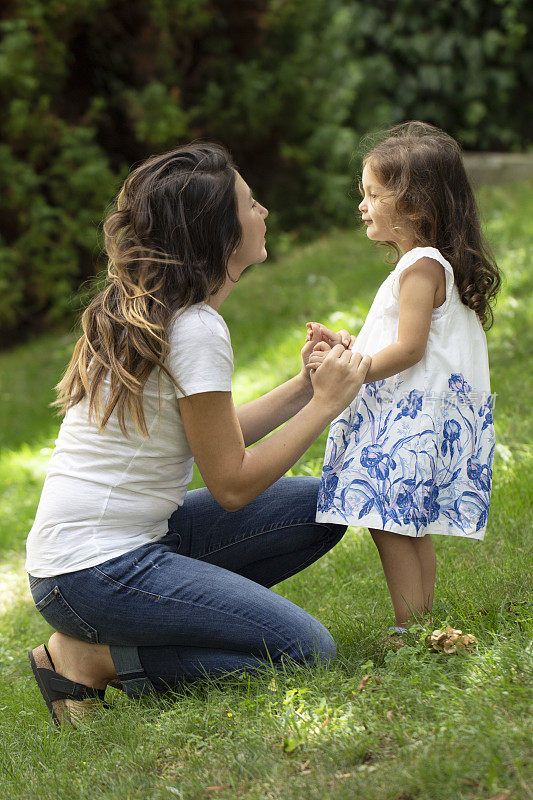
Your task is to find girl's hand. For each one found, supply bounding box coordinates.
[311,345,371,415]
[306,341,331,371]
[299,322,324,385]
[306,321,352,349]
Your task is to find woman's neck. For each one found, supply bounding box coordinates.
[207,276,236,311]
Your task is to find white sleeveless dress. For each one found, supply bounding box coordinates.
[315,247,495,539]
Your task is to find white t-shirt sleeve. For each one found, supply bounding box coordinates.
[166,305,234,398]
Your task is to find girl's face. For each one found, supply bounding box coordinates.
[358,162,413,252]
[228,172,269,276]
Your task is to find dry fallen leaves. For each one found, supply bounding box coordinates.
[426,625,478,655]
[358,674,382,692]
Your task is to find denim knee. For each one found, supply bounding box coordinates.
[321,522,347,549]
[315,626,337,665]
[291,618,337,667]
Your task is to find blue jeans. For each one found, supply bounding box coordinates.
[28,477,346,697]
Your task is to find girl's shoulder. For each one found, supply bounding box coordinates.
[392,247,455,309]
[395,246,453,276]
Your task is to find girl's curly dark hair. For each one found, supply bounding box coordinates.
[360,121,501,329]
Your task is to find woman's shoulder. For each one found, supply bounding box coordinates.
[169,303,230,341]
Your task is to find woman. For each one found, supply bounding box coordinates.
[26,142,371,727]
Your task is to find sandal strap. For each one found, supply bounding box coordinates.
[36,667,106,702]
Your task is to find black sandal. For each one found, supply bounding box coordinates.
[28,643,108,727]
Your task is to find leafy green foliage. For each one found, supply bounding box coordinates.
[1,0,532,341]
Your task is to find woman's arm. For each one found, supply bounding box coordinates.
[178,346,371,511]
[236,329,352,445]
[236,372,313,446]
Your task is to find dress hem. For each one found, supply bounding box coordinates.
[315,510,485,540]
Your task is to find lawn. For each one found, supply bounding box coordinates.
[0,182,531,800]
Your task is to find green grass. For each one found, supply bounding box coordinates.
[0,182,532,799]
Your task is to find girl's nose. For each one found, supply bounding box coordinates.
[260,203,268,218]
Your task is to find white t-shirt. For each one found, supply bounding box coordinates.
[25,303,233,577]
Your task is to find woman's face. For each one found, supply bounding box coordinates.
[228,172,268,275]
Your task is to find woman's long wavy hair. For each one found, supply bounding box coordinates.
[54,142,242,436]
[360,121,501,328]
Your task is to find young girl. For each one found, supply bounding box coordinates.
[306,121,501,639]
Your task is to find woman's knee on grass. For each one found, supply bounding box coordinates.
[287,617,337,668]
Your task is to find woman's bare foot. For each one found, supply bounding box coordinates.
[47,632,117,689]
[46,632,118,725]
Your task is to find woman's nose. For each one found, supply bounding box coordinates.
[358,199,365,211]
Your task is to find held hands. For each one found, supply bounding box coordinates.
[299,321,348,384]
[306,341,331,371]
[305,321,356,374]
[310,344,371,416]
[303,320,370,415]
[305,321,357,350]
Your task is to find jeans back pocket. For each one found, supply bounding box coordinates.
[34,585,99,644]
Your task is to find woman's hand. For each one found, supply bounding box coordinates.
[310,345,371,416]
[301,322,356,384]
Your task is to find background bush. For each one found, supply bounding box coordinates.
[1,0,531,343]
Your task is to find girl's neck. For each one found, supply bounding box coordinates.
[397,236,418,256]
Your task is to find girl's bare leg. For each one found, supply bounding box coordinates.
[411,534,436,614]
[370,529,425,626]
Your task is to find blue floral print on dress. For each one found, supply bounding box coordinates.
[441,419,461,456]
[317,373,495,536]
[395,389,423,421]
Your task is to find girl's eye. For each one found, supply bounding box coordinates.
[251,200,257,208]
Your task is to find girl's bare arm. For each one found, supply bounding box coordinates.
[307,257,446,382]
[363,257,445,381]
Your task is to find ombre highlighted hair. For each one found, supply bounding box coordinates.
[359,121,501,329]
[54,142,242,436]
